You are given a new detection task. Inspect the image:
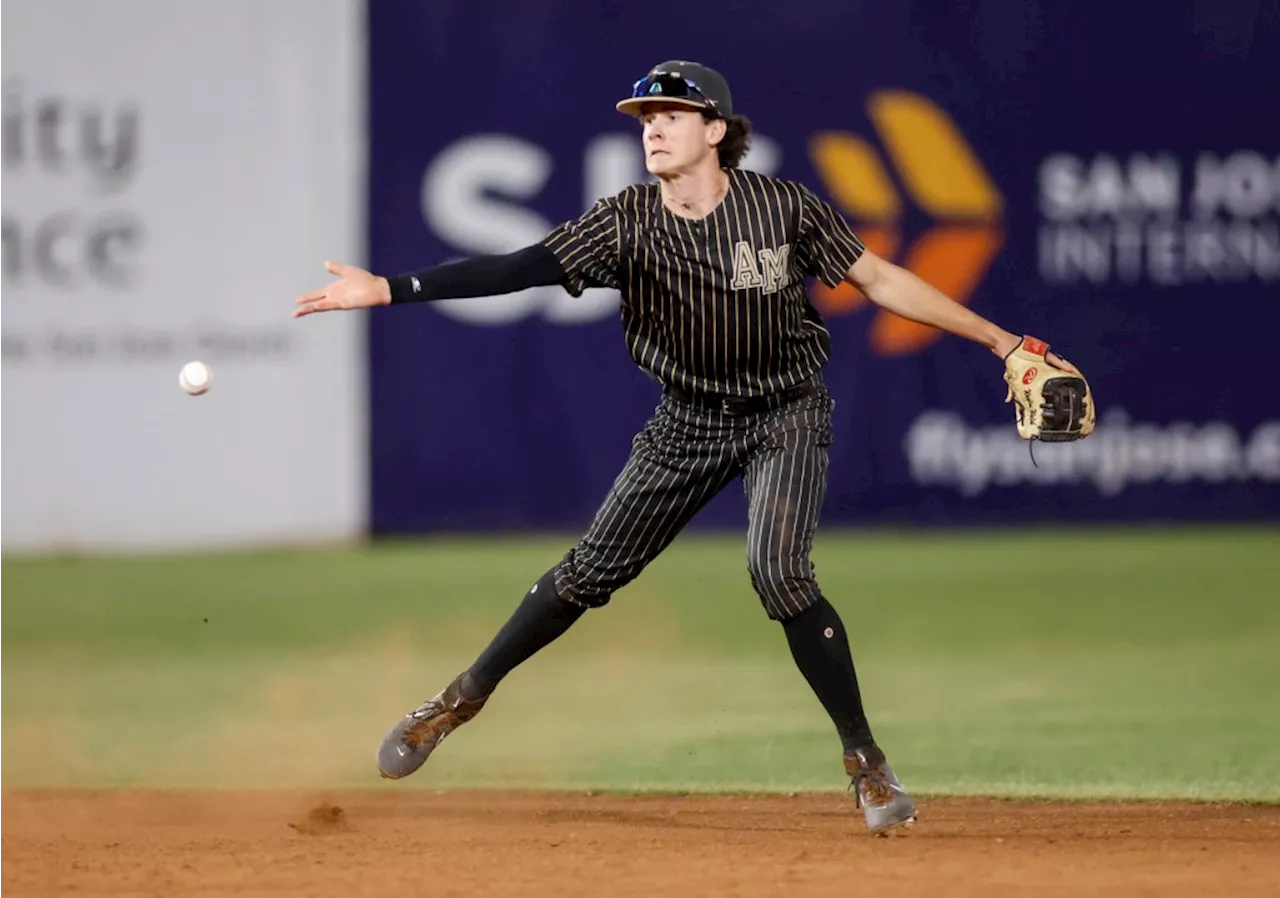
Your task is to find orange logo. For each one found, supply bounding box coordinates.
[808,91,1004,355]
[1022,367,1038,385]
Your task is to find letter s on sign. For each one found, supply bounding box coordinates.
[420,134,618,326]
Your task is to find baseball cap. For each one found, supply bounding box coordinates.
[616,60,734,118]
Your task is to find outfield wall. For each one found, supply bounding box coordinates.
[1,0,367,551]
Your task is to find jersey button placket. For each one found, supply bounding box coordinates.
[691,219,709,249]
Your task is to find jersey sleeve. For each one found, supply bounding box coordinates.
[540,199,623,296]
[797,186,866,287]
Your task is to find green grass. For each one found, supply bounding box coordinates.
[4,526,1279,801]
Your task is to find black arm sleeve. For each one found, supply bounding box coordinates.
[386,243,566,305]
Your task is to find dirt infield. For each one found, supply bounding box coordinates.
[4,790,1278,897]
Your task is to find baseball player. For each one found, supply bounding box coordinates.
[294,60,1086,835]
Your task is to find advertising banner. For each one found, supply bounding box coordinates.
[367,0,1280,532]
[2,0,366,551]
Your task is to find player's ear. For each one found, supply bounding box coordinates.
[706,116,727,147]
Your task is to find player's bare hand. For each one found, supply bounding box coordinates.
[293,260,391,318]
[1045,350,1079,374]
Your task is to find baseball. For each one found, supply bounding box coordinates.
[179,360,213,396]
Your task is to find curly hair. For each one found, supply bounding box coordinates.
[711,114,753,169]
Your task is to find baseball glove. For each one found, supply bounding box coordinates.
[1002,336,1096,442]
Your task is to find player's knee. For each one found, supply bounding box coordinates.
[746,556,791,602]
[554,547,633,609]
[747,555,819,614]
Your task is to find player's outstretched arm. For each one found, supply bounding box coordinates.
[293,245,566,319]
[843,250,1078,372]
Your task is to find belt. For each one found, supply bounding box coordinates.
[664,380,816,416]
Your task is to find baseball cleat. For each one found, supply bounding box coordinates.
[376,673,488,780]
[845,744,918,835]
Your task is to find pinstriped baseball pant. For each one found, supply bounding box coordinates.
[553,379,834,621]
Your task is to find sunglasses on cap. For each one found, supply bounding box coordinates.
[630,73,720,114]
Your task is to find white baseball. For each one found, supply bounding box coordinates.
[179,360,213,396]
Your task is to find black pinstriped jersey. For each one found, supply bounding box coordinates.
[541,168,865,399]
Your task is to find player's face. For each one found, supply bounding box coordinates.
[639,104,720,175]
